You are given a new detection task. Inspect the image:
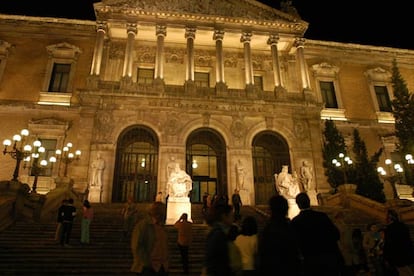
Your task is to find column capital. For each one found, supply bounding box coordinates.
[267,34,279,45]
[294,37,306,48]
[240,32,252,43]
[185,27,196,39]
[126,23,138,35]
[156,25,167,37]
[213,30,225,41]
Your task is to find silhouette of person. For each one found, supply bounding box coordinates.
[291,192,344,275]
[80,199,94,245]
[383,209,414,276]
[231,189,242,221]
[234,216,258,276]
[257,195,303,275]
[90,153,105,189]
[60,198,77,247]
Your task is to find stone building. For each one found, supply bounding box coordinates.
[0,0,413,205]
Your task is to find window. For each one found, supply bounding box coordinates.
[254,75,263,90]
[365,67,394,123]
[39,42,82,106]
[320,81,338,108]
[374,85,392,112]
[194,72,209,87]
[137,68,154,84]
[48,64,71,92]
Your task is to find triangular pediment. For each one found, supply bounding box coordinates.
[99,0,301,24]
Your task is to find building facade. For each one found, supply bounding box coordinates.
[0,0,413,205]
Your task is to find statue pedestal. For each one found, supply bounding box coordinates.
[166,197,192,225]
[287,198,300,219]
[88,186,102,203]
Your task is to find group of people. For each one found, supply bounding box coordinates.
[55,198,94,247]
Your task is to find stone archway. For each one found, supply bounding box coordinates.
[112,125,159,202]
[252,131,291,205]
[186,128,227,203]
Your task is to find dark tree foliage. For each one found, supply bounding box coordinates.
[322,119,347,191]
[351,129,385,203]
[391,59,414,185]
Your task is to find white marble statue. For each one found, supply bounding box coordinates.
[274,165,300,198]
[166,163,192,198]
[299,160,313,191]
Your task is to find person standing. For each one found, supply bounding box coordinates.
[291,192,343,276]
[174,213,193,274]
[55,199,67,242]
[80,199,94,245]
[383,209,414,276]
[257,195,303,275]
[231,189,242,221]
[60,198,77,247]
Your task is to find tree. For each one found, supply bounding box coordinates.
[322,119,348,191]
[391,59,414,185]
[351,129,385,203]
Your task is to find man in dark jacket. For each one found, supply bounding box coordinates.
[60,198,77,247]
[291,192,344,276]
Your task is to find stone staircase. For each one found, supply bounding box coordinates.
[2,201,410,275]
[0,203,213,276]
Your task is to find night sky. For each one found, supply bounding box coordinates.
[0,0,411,50]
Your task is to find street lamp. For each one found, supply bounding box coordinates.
[332,152,353,184]
[377,158,405,199]
[54,142,81,177]
[22,139,50,193]
[2,129,32,181]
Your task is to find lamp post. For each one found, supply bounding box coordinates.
[377,158,405,199]
[332,152,353,184]
[23,139,50,193]
[2,129,32,181]
[54,142,81,177]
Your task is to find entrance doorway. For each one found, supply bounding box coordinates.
[112,125,158,202]
[186,128,226,203]
[252,131,291,205]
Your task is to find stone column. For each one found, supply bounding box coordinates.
[90,21,107,76]
[155,25,166,81]
[294,37,311,91]
[213,30,225,84]
[122,23,137,79]
[185,27,196,81]
[267,34,283,89]
[240,32,254,87]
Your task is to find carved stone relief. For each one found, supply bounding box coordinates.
[231,118,247,139]
[95,111,115,142]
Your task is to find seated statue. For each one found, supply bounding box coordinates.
[274,165,300,199]
[166,163,192,198]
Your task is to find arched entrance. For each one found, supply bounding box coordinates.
[252,131,291,205]
[186,128,227,203]
[112,125,159,202]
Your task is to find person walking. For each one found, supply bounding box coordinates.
[383,209,414,276]
[202,203,234,276]
[80,199,94,245]
[291,192,343,276]
[174,213,193,274]
[121,196,137,239]
[60,198,77,247]
[234,216,258,276]
[130,201,169,276]
[231,189,242,222]
[257,195,303,275]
